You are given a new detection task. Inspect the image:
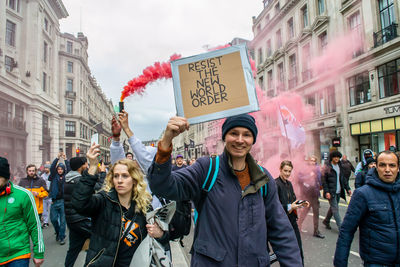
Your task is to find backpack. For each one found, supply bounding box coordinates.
[194,155,268,224]
[167,199,192,242]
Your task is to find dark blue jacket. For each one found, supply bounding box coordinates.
[148,150,302,267]
[334,169,400,266]
[49,158,70,200]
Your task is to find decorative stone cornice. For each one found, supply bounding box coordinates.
[49,0,68,19]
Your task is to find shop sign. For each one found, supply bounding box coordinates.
[384,104,400,114]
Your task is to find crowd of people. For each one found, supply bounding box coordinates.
[1,111,400,267]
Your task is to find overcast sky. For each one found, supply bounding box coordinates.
[60,0,263,141]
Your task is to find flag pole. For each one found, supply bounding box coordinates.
[277,104,292,158]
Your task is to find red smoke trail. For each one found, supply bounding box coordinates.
[120,54,181,101]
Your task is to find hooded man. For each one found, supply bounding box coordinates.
[147,114,302,266]
[334,150,400,266]
[0,157,45,266]
[355,157,376,189]
[64,157,91,267]
[49,153,70,245]
[18,164,49,221]
[355,149,373,176]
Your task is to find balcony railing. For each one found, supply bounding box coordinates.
[302,69,313,82]
[288,76,298,89]
[374,23,398,47]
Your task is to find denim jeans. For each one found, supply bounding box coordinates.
[3,259,29,267]
[325,193,342,229]
[50,199,66,241]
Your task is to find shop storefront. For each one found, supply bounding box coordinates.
[351,116,400,156]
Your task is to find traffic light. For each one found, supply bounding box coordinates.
[151,143,155,147]
[76,148,80,156]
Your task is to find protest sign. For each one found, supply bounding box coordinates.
[171,44,259,124]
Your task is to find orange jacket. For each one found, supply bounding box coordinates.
[18,176,49,214]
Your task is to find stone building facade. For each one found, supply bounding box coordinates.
[0,0,114,173]
[251,0,400,162]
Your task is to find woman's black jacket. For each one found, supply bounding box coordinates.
[71,170,168,267]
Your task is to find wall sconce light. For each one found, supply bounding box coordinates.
[370,73,374,81]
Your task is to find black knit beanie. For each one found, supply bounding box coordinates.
[222,114,258,144]
[330,150,342,159]
[0,157,11,180]
[69,157,87,171]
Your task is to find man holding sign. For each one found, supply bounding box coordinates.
[148,114,302,266]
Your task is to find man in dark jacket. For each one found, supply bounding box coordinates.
[49,153,70,245]
[340,155,355,183]
[322,151,351,230]
[148,115,302,266]
[64,157,90,267]
[334,150,400,266]
[354,157,376,189]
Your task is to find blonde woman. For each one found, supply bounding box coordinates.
[72,143,166,267]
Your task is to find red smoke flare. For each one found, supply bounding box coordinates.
[120,54,181,101]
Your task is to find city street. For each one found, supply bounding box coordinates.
[34,181,362,267]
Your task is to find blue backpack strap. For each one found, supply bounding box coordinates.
[258,164,268,198]
[194,155,219,224]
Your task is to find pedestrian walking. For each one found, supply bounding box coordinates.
[64,157,91,267]
[322,151,352,230]
[49,152,70,245]
[355,149,373,176]
[334,150,400,266]
[297,156,325,238]
[72,143,167,267]
[340,155,355,183]
[355,157,376,189]
[18,164,49,222]
[41,162,52,228]
[275,160,308,265]
[147,114,302,266]
[0,157,45,267]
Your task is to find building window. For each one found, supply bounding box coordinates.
[7,0,20,12]
[319,31,328,54]
[276,29,282,48]
[348,72,371,106]
[275,2,280,15]
[378,58,400,98]
[43,41,48,62]
[258,48,263,65]
[265,14,270,24]
[289,54,297,88]
[259,76,264,90]
[302,5,308,28]
[278,62,285,91]
[268,70,273,90]
[67,41,73,53]
[327,86,336,113]
[42,72,47,92]
[66,100,73,114]
[379,0,395,30]
[287,18,294,39]
[348,11,363,57]
[5,56,14,72]
[44,18,48,31]
[302,45,312,82]
[67,61,73,73]
[0,98,13,127]
[318,0,325,15]
[65,121,76,137]
[67,78,73,91]
[42,114,49,136]
[6,20,16,47]
[305,94,316,115]
[266,39,272,57]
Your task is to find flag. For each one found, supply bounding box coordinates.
[277,105,306,149]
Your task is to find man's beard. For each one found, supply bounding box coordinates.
[28,174,36,179]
